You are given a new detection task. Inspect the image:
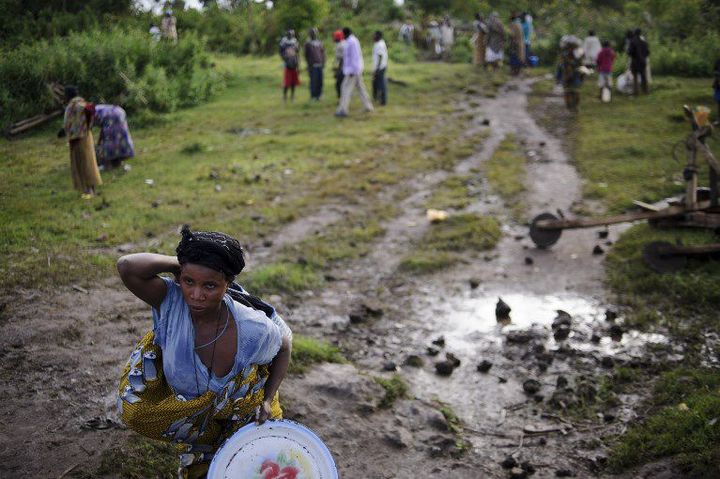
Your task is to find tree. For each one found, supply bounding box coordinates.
[274,0,329,32]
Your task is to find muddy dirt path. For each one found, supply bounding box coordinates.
[0,76,672,479]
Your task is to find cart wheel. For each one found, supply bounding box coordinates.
[530,213,562,248]
[642,241,687,273]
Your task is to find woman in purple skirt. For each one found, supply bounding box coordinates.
[93,104,135,169]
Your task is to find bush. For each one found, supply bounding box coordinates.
[0,28,223,126]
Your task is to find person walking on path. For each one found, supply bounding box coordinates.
[93,104,135,170]
[557,36,583,112]
[507,12,525,75]
[521,12,534,64]
[713,59,720,123]
[371,31,388,106]
[332,30,346,100]
[485,12,505,70]
[279,30,301,102]
[628,28,650,95]
[596,40,616,100]
[472,13,487,67]
[582,30,602,68]
[304,28,325,101]
[335,27,373,117]
[60,85,102,199]
[160,10,177,43]
[440,16,454,60]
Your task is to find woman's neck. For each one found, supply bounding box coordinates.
[191,302,223,325]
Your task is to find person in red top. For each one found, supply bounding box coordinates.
[595,40,616,99]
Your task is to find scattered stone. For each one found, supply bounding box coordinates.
[514,235,524,241]
[426,346,440,356]
[496,297,512,321]
[609,325,624,341]
[469,278,481,289]
[426,409,449,431]
[506,330,533,344]
[523,379,541,395]
[603,412,616,422]
[151,200,160,208]
[556,376,569,388]
[214,184,222,192]
[481,118,491,126]
[605,309,618,322]
[446,352,461,368]
[500,456,518,469]
[520,462,536,474]
[576,381,597,403]
[250,214,265,222]
[600,356,614,369]
[592,245,604,255]
[383,361,398,372]
[553,326,571,341]
[297,257,308,266]
[349,301,385,324]
[539,141,546,147]
[95,232,108,242]
[539,437,547,445]
[590,333,602,344]
[553,310,572,328]
[555,469,575,477]
[524,257,534,265]
[431,336,446,347]
[262,239,273,247]
[533,393,544,402]
[510,467,528,479]
[383,428,413,449]
[498,376,508,383]
[435,360,455,376]
[598,230,609,239]
[537,361,549,373]
[477,360,493,373]
[404,355,424,368]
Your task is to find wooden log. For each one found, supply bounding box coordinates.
[7,110,63,136]
[534,204,701,230]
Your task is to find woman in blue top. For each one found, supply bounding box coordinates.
[116,226,292,479]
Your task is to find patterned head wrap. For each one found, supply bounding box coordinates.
[176,225,245,280]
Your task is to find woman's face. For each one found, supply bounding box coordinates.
[179,263,230,315]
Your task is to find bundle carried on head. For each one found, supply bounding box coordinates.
[176,225,245,280]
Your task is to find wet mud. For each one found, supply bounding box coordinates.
[0,76,674,478]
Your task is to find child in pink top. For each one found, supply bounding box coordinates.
[596,40,616,94]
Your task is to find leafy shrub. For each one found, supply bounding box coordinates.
[0,28,223,126]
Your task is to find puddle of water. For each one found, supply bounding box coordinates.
[416,290,668,359]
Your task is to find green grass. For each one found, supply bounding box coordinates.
[484,134,527,221]
[605,223,720,332]
[0,55,498,292]
[242,262,323,297]
[574,76,712,213]
[609,368,720,476]
[289,334,346,374]
[374,374,409,409]
[399,213,502,274]
[74,437,178,479]
[425,175,477,211]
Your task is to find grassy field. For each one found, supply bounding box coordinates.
[546,74,720,475]
[0,55,495,292]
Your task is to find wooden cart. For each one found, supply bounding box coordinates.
[529,106,720,248]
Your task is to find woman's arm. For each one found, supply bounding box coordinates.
[116,253,180,310]
[257,335,292,424]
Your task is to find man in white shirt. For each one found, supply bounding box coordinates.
[371,30,388,106]
[335,27,374,117]
[582,30,602,68]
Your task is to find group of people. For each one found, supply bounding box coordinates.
[277,27,389,116]
[59,86,135,199]
[472,11,535,73]
[425,17,455,58]
[556,28,650,111]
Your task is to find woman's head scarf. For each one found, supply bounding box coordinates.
[176,225,245,280]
